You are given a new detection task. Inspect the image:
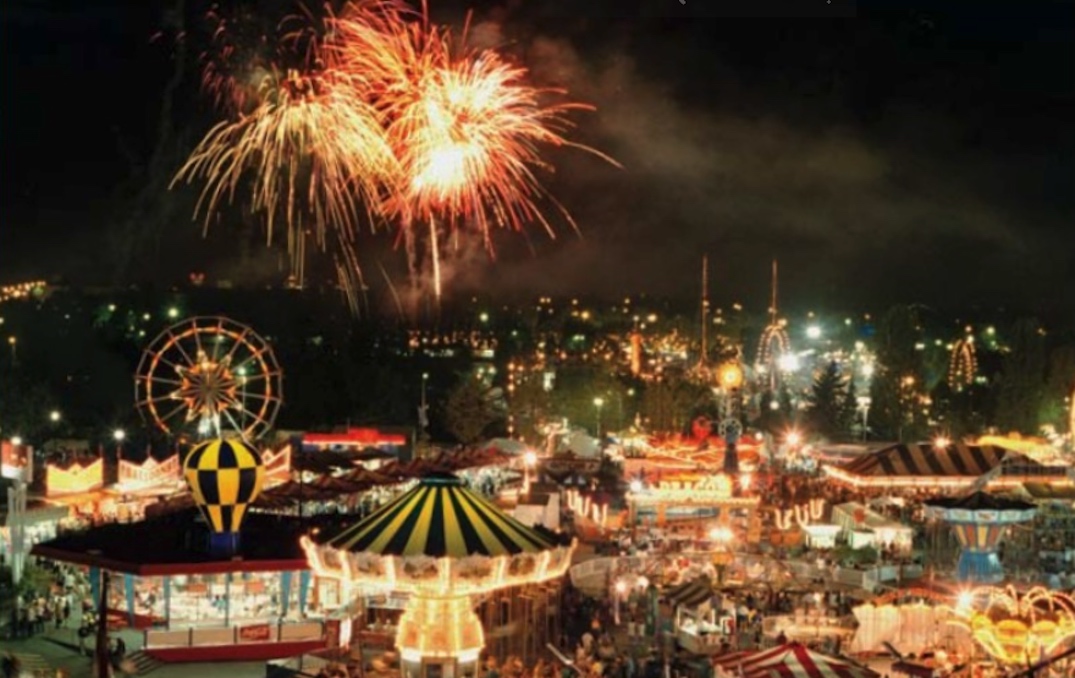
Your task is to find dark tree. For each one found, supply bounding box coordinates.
[509,374,553,442]
[443,373,501,445]
[994,318,1048,434]
[869,305,927,441]
[1043,345,1075,434]
[804,362,850,440]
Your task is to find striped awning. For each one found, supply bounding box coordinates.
[839,443,1008,478]
[322,473,559,558]
[713,642,878,678]
[666,578,714,608]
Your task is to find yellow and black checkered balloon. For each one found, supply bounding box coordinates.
[183,439,265,534]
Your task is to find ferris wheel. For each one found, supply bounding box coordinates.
[134,316,283,441]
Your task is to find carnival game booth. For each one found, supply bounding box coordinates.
[666,577,730,655]
[823,442,1068,493]
[625,474,761,544]
[304,473,575,678]
[30,508,334,661]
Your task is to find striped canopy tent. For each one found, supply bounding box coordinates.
[824,442,1017,490]
[665,577,714,608]
[302,473,576,597]
[713,642,878,678]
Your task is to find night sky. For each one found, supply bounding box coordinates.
[2,0,1072,316]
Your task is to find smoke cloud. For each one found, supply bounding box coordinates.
[448,9,1072,314]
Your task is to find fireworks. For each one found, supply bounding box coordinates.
[174,0,615,310]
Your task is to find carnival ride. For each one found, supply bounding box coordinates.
[303,473,575,677]
[924,492,1036,584]
[135,316,282,440]
[947,332,977,391]
[950,586,1075,666]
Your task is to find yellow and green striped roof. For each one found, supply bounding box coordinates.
[324,473,558,558]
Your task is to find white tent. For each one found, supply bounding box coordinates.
[832,502,914,552]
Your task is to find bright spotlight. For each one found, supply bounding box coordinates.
[806,325,822,340]
[934,436,951,449]
[777,353,800,372]
[629,479,644,493]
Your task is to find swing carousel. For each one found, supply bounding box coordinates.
[302,473,575,678]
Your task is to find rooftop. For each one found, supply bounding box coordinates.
[30,508,345,575]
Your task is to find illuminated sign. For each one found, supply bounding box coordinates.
[262,444,292,486]
[118,455,180,487]
[653,474,733,501]
[0,441,32,481]
[46,458,104,496]
[303,427,408,449]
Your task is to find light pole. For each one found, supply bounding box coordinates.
[857,396,872,441]
[593,396,605,439]
[7,335,16,364]
[113,429,126,462]
[418,372,430,436]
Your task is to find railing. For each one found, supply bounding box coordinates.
[145,621,324,649]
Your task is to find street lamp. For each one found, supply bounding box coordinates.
[856,396,872,441]
[593,397,605,438]
[48,410,61,423]
[11,436,22,447]
[418,373,430,434]
[113,429,126,462]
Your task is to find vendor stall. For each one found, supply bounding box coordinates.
[665,578,729,654]
[832,502,915,553]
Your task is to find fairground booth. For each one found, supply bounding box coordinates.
[625,473,761,544]
[32,439,331,662]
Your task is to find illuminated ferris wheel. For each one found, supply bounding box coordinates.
[134,316,283,441]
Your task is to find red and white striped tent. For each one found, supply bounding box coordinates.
[713,642,878,678]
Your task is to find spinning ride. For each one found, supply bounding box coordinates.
[951,586,1075,665]
[924,492,1036,584]
[303,473,574,678]
[135,316,282,440]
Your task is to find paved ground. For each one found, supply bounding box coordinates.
[0,631,268,678]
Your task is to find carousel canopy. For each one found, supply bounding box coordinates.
[714,642,878,678]
[321,473,559,558]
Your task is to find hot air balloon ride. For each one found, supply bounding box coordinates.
[183,438,266,555]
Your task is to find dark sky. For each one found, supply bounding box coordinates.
[2,0,1073,316]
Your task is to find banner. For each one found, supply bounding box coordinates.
[238,624,272,642]
[46,458,104,496]
[118,455,180,486]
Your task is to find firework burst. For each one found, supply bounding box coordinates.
[330,6,618,301]
[175,0,615,312]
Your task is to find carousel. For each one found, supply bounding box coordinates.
[303,473,575,678]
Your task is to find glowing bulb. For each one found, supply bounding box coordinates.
[629,479,643,493]
[786,431,802,447]
[806,325,822,340]
[777,353,800,372]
